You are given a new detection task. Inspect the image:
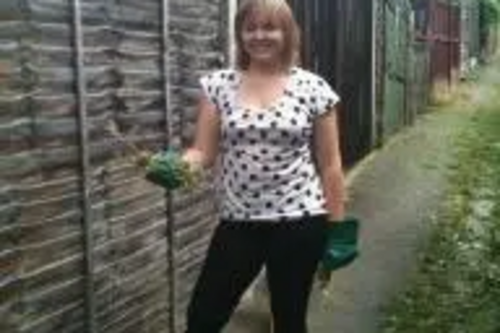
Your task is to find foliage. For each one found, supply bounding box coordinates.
[381,86,500,333]
[480,0,500,28]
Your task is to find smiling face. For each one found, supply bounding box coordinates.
[240,10,285,67]
[235,0,300,71]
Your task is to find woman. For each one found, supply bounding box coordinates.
[182,0,346,332]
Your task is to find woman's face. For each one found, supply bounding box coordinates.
[240,10,285,66]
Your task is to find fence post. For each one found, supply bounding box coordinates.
[371,0,378,147]
[70,0,96,332]
[159,0,177,332]
[228,0,238,67]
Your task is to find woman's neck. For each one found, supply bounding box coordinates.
[246,62,289,77]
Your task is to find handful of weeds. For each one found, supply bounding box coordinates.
[106,121,201,190]
[144,149,201,190]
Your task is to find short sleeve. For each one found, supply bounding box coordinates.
[313,77,340,117]
[199,70,236,112]
[199,73,220,108]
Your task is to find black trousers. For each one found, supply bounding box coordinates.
[185,215,328,333]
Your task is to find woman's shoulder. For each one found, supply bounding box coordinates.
[199,68,238,105]
[292,67,340,112]
[201,68,237,84]
[292,67,331,87]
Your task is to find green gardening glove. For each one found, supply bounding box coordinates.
[144,149,201,190]
[321,216,360,272]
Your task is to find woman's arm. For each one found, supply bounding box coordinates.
[313,108,346,221]
[182,94,221,169]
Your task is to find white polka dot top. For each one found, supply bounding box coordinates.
[199,67,340,222]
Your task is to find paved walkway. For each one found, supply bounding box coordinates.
[308,107,474,333]
[225,61,500,333]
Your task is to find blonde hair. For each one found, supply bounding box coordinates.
[234,0,301,70]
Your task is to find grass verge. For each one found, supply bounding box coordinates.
[381,88,500,333]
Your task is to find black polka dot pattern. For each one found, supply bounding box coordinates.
[199,67,340,222]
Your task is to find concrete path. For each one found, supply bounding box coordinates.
[225,62,500,333]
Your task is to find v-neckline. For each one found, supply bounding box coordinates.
[233,67,296,113]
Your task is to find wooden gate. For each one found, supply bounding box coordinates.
[287,0,374,166]
[416,0,461,84]
[379,0,413,139]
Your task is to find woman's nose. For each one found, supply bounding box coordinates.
[254,29,266,39]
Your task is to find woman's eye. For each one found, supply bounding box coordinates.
[244,25,257,33]
[243,20,277,33]
[263,23,276,31]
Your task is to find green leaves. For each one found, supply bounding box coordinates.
[481,0,500,27]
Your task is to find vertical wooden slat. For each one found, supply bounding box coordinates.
[159,0,176,332]
[70,0,96,332]
[371,0,378,146]
[228,0,238,67]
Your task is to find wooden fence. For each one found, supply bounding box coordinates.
[287,0,374,166]
[289,0,433,152]
[0,0,225,332]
